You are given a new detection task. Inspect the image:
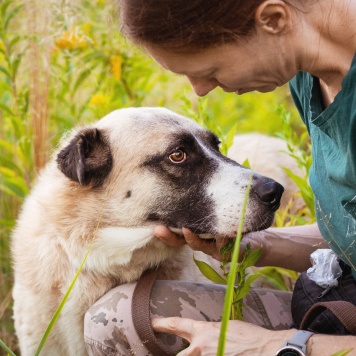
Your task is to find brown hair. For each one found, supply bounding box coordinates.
[119,0,266,51]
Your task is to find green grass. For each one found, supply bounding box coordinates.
[217,176,252,355]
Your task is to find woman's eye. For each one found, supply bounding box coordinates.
[169,149,187,163]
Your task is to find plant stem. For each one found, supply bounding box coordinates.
[217,175,252,356]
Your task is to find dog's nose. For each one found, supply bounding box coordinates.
[253,177,284,211]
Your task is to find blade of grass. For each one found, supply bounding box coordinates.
[0,338,17,356]
[331,350,353,356]
[33,216,101,356]
[217,175,252,356]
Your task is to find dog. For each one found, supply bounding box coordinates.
[12,107,283,355]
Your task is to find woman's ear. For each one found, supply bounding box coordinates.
[255,0,291,34]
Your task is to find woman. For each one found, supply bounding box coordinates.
[84,0,356,354]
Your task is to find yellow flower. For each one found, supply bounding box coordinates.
[89,93,110,107]
[55,27,89,51]
[110,55,123,81]
[82,23,92,34]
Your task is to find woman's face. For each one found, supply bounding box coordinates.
[145,32,297,96]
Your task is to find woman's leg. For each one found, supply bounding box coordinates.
[84,281,293,356]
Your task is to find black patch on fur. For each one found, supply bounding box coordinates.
[142,131,230,234]
[57,128,113,188]
[147,213,160,221]
[125,190,132,198]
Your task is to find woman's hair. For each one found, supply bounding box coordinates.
[119,0,267,51]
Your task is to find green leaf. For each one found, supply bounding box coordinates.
[8,35,21,53]
[224,123,239,152]
[1,0,12,18]
[219,239,234,257]
[241,158,251,169]
[4,4,23,30]
[0,80,13,94]
[240,247,262,269]
[0,219,15,228]
[283,167,315,214]
[256,267,289,290]
[72,63,99,97]
[0,166,16,177]
[1,176,28,197]
[193,256,227,284]
[11,53,22,79]
[0,102,14,116]
[0,155,23,173]
[0,65,11,78]
[233,273,261,302]
[331,349,353,356]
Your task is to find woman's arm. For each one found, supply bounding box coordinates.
[154,223,329,272]
[247,223,329,272]
[152,317,356,356]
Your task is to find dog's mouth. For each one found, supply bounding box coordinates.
[168,227,215,240]
[168,210,275,240]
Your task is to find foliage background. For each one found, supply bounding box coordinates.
[0,0,307,353]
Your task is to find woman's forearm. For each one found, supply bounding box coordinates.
[251,223,329,271]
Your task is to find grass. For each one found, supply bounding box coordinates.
[217,176,252,355]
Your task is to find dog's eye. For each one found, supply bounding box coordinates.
[169,149,187,163]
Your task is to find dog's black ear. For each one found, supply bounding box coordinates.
[56,128,113,187]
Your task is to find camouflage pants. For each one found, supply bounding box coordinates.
[84,281,293,356]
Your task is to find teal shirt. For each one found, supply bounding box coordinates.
[289,54,356,279]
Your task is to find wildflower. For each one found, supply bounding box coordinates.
[110,55,123,81]
[89,93,110,107]
[82,23,92,34]
[55,27,89,51]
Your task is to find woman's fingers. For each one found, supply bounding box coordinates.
[183,228,229,261]
[154,225,187,247]
[154,225,234,261]
[152,317,194,342]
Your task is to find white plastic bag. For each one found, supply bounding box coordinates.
[306,249,342,289]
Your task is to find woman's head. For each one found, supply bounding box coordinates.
[119,0,305,96]
[119,0,267,52]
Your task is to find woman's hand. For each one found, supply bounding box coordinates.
[154,224,326,270]
[154,225,266,262]
[152,317,293,355]
[154,225,234,261]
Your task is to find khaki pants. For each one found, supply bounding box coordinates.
[84,281,293,355]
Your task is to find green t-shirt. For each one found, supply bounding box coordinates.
[289,54,356,279]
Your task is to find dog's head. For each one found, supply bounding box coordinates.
[56,107,283,237]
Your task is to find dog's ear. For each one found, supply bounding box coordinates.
[56,128,113,187]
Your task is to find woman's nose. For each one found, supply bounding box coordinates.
[187,76,218,96]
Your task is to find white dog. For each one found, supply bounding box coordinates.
[12,107,283,355]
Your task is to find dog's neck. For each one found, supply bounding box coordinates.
[82,226,175,280]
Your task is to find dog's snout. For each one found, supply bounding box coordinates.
[253,178,284,211]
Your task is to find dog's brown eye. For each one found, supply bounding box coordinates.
[169,149,186,163]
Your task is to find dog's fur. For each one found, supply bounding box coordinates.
[12,107,283,355]
[228,133,304,212]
